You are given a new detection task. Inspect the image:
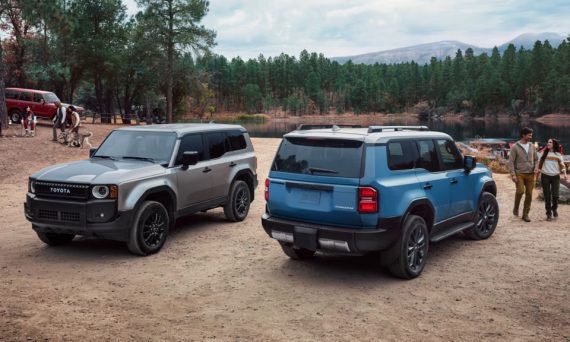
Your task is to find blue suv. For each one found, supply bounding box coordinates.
[261,125,499,279]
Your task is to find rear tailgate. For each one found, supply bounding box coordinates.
[267,136,365,228]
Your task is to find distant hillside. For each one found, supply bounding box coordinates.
[332,32,567,65]
[497,32,565,52]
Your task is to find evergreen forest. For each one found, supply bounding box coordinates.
[1,0,569,124]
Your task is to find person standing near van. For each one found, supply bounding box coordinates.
[508,127,539,222]
[67,105,81,146]
[538,138,567,221]
[22,106,37,137]
[52,102,66,142]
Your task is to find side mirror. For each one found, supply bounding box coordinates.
[464,155,476,172]
[182,151,199,170]
[89,148,97,158]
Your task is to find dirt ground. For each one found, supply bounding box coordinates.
[0,123,569,341]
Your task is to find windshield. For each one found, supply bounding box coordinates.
[43,92,60,103]
[94,130,177,165]
[272,137,364,178]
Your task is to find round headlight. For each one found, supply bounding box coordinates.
[92,185,109,199]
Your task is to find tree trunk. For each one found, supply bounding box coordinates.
[0,39,8,134]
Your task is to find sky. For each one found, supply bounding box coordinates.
[124,0,570,60]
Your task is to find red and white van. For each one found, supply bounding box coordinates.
[4,87,84,123]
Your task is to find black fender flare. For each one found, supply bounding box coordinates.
[231,169,256,201]
[132,185,177,227]
[479,180,497,200]
[401,198,436,232]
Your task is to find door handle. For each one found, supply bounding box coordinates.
[423,183,433,190]
[229,162,237,167]
[202,167,212,173]
[450,179,458,185]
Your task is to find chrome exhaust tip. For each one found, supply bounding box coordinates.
[318,238,351,253]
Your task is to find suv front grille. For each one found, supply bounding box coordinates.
[37,209,81,222]
[38,209,58,220]
[61,211,81,222]
[35,182,90,200]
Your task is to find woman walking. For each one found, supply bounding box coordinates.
[538,139,567,221]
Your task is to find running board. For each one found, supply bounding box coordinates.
[430,222,474,243]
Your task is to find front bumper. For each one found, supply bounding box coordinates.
[24,193,133,242]
[261,214,401,254]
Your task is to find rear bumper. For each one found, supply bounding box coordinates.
[261,214,401,254]
[24,193,133,242]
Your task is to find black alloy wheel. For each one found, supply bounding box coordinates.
[475,198,497,235]
[406,223,427,274]
[386,214,429,279]
[224,180,251,222]
[465,192,499,240]
[141,208,167,249]
[235,186,250,218]
[128,201,170,256]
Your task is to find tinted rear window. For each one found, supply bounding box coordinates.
[388,141,417,170]
[5,90,18,99]
[226,130,247,151]
[271,137,363,178]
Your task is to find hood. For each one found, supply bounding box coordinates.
[31,159,166,184]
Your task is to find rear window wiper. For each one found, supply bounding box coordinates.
[122,156,156,163]
[92,155,118,161]
[308,167,339,174]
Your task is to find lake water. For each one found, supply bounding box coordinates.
[241,118,570,148]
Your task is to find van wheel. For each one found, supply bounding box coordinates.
[224,180,250,222]
[10,109,22,124]
[280,242,315,260]
[127,201,169,256]
[36,231,75,246]
[464,192,499,240]
[387,215,428,279]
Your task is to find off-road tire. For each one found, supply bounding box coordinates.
[127,201,169,256]
[36,231,75,246]
[224,180,251,222]
[386,214,429,279]
[464,192,499,240]
[280,242,316,260]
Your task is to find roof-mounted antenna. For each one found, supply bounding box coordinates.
[332,125,341,132]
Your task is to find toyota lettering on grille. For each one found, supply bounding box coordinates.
[50,187,71,194]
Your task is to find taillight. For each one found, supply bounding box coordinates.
[264,178,270,201]
[358,187,378,213]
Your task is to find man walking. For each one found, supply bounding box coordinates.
[52,102,66,142]
[508,127,539,222]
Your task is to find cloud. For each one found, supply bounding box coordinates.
[124,0,569,60]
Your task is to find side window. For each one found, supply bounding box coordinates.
[415,140,439,172]
[387,141,416,170]
[5,90,18,99]
[33,93,44,103]
[225,131,247,151]
[436,139,464,170]
[175,134,204,165]
[206,132,227,159]
[19,92,32,102]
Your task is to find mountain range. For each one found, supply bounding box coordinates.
[331,32,567,65]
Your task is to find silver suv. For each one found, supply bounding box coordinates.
[25,124,258,255]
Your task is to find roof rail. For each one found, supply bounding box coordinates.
[297,124,362,130]
[367,125,430,133]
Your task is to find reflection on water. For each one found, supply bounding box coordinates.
[243,118,570,147]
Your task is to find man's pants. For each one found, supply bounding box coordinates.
[541,174,560,216]
[52,123,65,141]
[515,173,535,217]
